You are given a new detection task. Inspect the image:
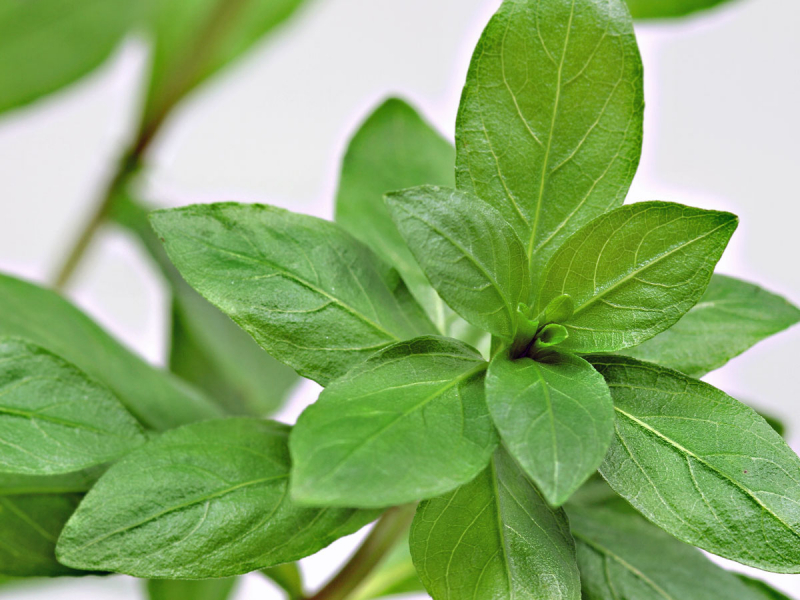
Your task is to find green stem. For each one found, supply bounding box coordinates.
[306,505,416,600]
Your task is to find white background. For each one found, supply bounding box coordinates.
[0,0,798,597]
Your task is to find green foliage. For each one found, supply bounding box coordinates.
[626,0,740,19]
[56,418,377,577]
[147,578,238,600]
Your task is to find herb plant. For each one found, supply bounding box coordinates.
[0,0,797,599]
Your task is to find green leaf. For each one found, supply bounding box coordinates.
[351,534,424,600]
[620,274,800,377]
[569,503,772,600]
[150,203,435,386]
[0,0,141,114]
[735,575,794,600]
[0,494,83,576]
[261,563,304,600]
[110,190,300,417]
[0,273,222,430]
[147,578,238,600]
[626,0,739,19]
[56,418,377,578]
[0,338,145,475]
[593,355,800,573]
[486,352,613,506]
[410,447,580,600]
[455,0,644,280]
[290,336,496,508]
[387,186,531,340]
[0,467,105,496]
[537,202,737,354]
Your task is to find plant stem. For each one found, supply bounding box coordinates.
[306,504,416,600]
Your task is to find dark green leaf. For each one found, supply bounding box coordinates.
[56,418,377,578]
[626,0,739,19]
[620,274,800,377]
[387,186,531,339]
[735,575,794,600]
[0,494,83,576]
[290,336,496,508]
[0,273,222,430]
[410,447,580,599]
[0,338,145,475]
[0,467,105,496]
[593,355,800,573]
[569,503,771,600]
[0,0,141,114]
[151,203,435,386]
[537,202,737,353]
[486,352,613,506]
[147,578,238,600]
[455,0,644,279]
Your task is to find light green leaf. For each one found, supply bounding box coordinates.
[261,563,304,600]
[0,494,84,576]
[486,352,613,506]
[626,0,739,19]
[593,355,800,573]
[290,336,496,508]
[0,467,105,496]
[56,418,377,578]
[351,534,424,600]
[537,202,737,353]
[620,274,800,377]
[147,578,238,600]
[455,0,644,279]
[0,273,222,430]
[151,203,435,386]
[569,503,772,600]
[0,0,141,114]
[387,186,531,340]
[410,447,580,600]
[0,338,145,475]
[735,575,794,600]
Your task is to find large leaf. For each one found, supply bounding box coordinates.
[625,0,739,19]
[410,448,580,600]
[0,494,83,576]
[0,0,141,115]
[147,578,238,600]
[387,186,530,339]
[621,274,800,377]
[593,356,800,573]
[56,418,377,578]
[486,352,613,506]
[569,503,772,600]
[455,0,644,279]
[0,338,145,475]
[151,203,435,386]
[290,337,496,508]
[537,202,737,353]
[0,274,222,430]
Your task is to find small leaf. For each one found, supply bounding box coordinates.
[537,202,737,353]
[535,323,569,348]
[541,294,574,324]
[0,338,145,475]
[261,563,304,600]
[735,575,794,600]
[56,418,377,578]
[456,0,645,279]
[290,336,496,507]
[0,273,222,430]
[410,448,581,599]
[151,203,435,386]
[387,186,531,339]
[569,503,773,600]
[593,355,800,573]
[620,274,800,377]
[626,0,739,19]
[147,578,238,600]
[486,352,614,505]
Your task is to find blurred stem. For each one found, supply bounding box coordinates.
[306,504,416,600]
[262,563,305,600]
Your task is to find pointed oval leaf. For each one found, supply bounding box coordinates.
[0,338,145,475]
[150,203,435,386]
[387,186,531,339]
[410,448,581,600]
[290,336,497,508]
[621,274,800,377]
[455,0,645,279]
[593,355,800,573]
[56,418,377,578]
[569,503,772,600]
[537,202,737,353]
[486,352,614,506]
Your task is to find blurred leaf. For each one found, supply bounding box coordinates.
[147,578,238,600]
[626,0,740,19]
[0,0,142,115]
[0,467,105,496]
[735,575,794,600]
[261,563,304,600]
